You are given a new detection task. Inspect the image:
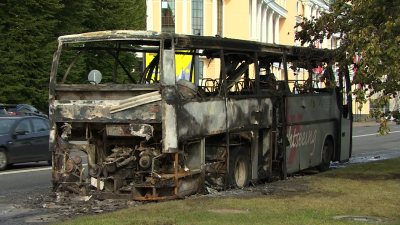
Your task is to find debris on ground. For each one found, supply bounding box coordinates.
[206,187,218,194]
[18,193,144,223]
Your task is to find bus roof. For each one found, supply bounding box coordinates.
[57,30,331,62]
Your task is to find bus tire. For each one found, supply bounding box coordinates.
[318,138,333,172]
[229,147,250,188]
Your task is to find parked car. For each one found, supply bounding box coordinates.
[0,104,47,118]
[0,108,7,116]
[0,116,50,170]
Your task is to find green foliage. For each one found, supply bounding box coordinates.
[0,0,146,113]
[57,0,146,85]
[84,0,146,31]
[295,0,400,134]
[0,0,63,112]
[393,110,400,120]
[56,0,92,36]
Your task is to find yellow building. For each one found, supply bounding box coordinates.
[145,0,369,119]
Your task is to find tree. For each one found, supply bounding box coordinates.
[0,0,146,113]
[0,0,63,112]
[56,0,92,36]
[295,0,400,134]
[58,0,146,85]
[84,0,146,31]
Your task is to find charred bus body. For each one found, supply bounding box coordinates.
[49,31,352,200]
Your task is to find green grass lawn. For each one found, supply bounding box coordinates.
[60,157,400,225]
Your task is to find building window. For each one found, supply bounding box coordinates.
[217,0,223,36]
[296,2,299,14]
[199,60,204,79]
[162,0,175,33]
[192,0,203,35]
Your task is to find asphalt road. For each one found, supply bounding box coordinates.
[0,162,51,196]
[0,124,399,224]
[0,151,88,198]
[352,123,400,160]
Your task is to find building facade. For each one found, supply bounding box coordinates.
[145,0,369,118]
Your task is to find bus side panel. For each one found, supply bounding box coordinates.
[286,122,336,173]
[177,98,272,140]
[286,94,340,174]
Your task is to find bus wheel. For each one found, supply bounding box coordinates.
[229,147,250,188]
[318,139,333,172]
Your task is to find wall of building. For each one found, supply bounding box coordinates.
[146,0,369,117]
[223,1,250,40]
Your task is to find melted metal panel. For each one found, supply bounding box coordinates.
[52,100,161,123]
[226,98,273,128]
[177,98,273,140]
[178,100,227,140]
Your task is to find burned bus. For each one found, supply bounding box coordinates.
[49,30,352,200]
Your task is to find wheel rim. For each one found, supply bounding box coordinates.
[234,158,246,188]
[0,152,7,168]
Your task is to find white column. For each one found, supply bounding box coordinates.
[262,6,267,42]
[310,7,314,19]
[212,0,217,35]
[203,0,206,36]
[319,9,328,49]
[314,6,318,18]
[267,10,274,43]
[302,2,313,20]
[251,0,257,39]
[182,0,188,34]
[295,16,301,46]
[301,2,312,47]
[159,0,162,31]
[256,0,262,41]
[274,15,280,44]
[146,0,153,30]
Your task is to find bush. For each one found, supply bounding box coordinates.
[392,110,400,121]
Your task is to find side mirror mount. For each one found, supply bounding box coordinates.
[15,129,26,135]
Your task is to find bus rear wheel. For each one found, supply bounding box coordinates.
[229,147,250,188]
[318,139,333,172]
